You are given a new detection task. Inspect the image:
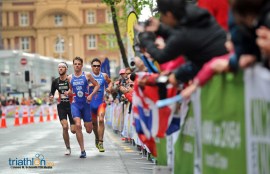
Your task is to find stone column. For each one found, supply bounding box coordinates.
[9,12,14,27]
[10,37,15,50]
[2,12,7,27]
[3,38,8,49]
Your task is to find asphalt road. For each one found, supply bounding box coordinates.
[0,118,154,174]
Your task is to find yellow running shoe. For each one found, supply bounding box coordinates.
[98,142,105,152]
[95,140,99,149]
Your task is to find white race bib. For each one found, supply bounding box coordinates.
[77,91,84,98]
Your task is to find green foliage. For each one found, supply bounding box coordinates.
[102,0,156,18]
[101,0,121,5]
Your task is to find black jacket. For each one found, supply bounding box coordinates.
[142,4,228,68]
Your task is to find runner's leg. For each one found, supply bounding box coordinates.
[71,103,86,157]
[92,113,99,147]
[61,119,70,148]
[97,103,106,152]
[97,103,106,142]
[67,108,76,134]
[74,117,85,152]
[58,105,72,155]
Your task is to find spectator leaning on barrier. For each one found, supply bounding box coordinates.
[116,69,128,102]
[138,0,228,85]
[230,0,270,69]
[119,73,134,103]
[209,0,270,72]
[257,27,270,68]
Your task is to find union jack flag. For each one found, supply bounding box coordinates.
[132,72,179,156]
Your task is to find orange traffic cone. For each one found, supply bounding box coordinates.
[46,108,51,121]
[39,110,44,123]
[29,108,34,123]
[53,107,57,120]
[1,108,7,128]
[22,107,29,125]
[14,107,20,126]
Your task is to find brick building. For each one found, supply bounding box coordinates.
[1,0,124,70]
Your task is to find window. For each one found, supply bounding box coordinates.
[87,10,96,24]
[20,37,30,51]
[88,35,96,49]
[107,34,115,48]
[20,12,29,26]
[54,14,63,26]
[106,10,113,23]
[55,37,65,53]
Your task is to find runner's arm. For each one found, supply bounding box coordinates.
[86,72,100,97]
[49,79,57,101]
[103,73,112,93]
[64,75,73,96]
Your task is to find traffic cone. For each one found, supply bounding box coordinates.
[14,107,20,126]
[53,107,57,120]
[22,107,29,125]
[1,108,7,128]
[29,108,35,123]
[46,108,51,121]
[39,110,44,123]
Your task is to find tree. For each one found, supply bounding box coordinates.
[102,0,129,67]
[102,0,156,68]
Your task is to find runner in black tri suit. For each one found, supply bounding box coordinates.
[49,62,76,155]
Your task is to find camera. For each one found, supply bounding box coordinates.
[119,78,127,87]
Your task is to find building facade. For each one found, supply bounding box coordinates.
[1,0,123,69]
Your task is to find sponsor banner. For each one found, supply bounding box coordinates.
[174,102,196,174]
[244,65,270,174]
[198,72,246,174]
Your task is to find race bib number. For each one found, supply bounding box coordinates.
[77,91,84,98]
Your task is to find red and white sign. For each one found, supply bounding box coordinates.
[20,58,27,65]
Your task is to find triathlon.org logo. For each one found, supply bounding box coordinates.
[9,153,55,169]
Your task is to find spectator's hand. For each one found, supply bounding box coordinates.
[239,55,256,69]
[138,76,148,87]
[119,86,128,94]
[210,59,229,73]
[181,83,198,100]
[155,37,166,49]
[105,87,111,93]
[145,17,160,32]
[256,26,270,57]
[168,73,178,87]
[134,24,145,33]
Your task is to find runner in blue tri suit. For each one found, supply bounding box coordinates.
[89,58,112,152]
[65,57,99,158]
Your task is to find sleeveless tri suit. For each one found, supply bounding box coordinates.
[70,72,92,122]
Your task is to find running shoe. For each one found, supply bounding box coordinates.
[80,150,86,158]
[98,142,105,152]
[65,148,71,155]
[95,139,99,149]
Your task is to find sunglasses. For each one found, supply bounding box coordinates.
[92,65,100,68]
